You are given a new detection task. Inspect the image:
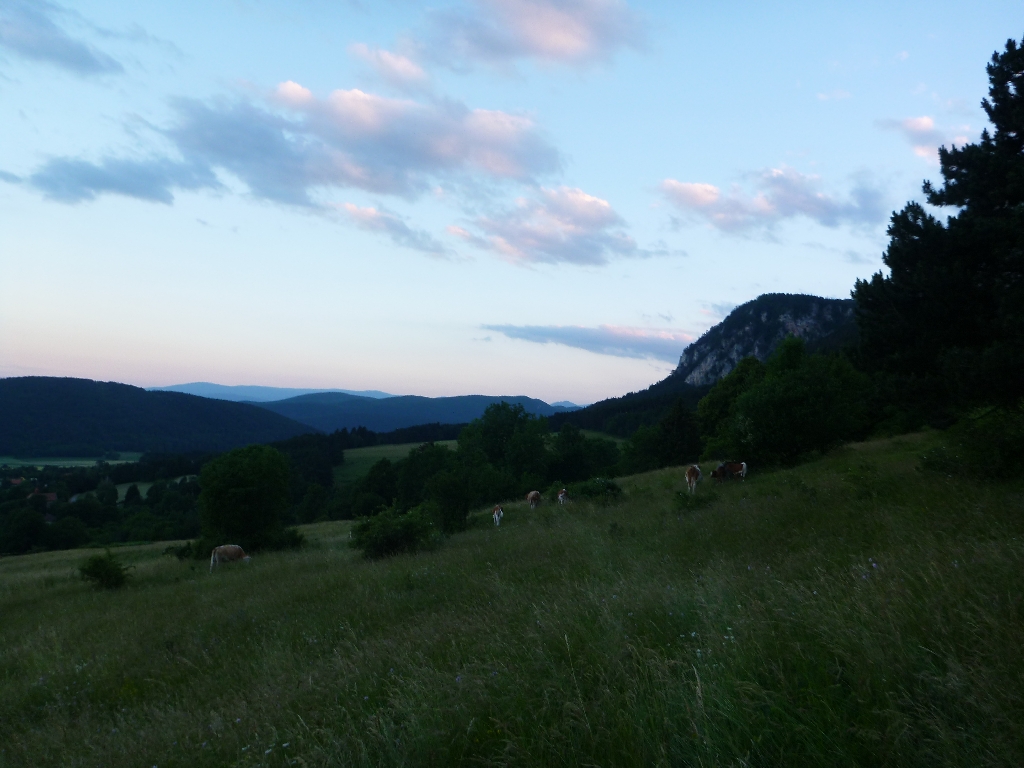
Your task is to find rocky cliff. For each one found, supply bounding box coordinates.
[675,294,856,386]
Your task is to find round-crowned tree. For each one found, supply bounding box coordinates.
[199,444,290,551]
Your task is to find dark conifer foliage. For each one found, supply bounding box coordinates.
[854,37,1024,408]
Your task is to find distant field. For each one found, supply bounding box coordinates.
[0,452,143,469]
[3,433,1024,766]
[333,440,457,486]
[579,428,626,445]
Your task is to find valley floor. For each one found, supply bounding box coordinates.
[2,433,1023,767]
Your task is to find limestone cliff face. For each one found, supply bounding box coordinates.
[676,294,855,386]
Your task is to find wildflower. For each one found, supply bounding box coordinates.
[265,748,272,755]
[364,696,369,700]
[283,743,290,748]
[456,676,462,683]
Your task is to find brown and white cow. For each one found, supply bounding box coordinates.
[209,544,251,573]
[526,490,541,508]
[685,465,702,494]
[493,505,504,526]
[710,461,747,482]
[557,488,569,505]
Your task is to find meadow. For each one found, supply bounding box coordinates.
[0,453,144,470]
[332,441,457,486]
[2,432,1023,767]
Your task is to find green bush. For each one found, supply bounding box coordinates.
[79,551,132,589]
[921,405,1024,478]
[349,504,433,559]
[566,477,623,503]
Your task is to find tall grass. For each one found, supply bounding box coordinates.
[2,433,1023,766]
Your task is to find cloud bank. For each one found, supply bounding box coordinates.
[431,0,643,67]
[662,167,885,233]
[24,82,560,207]
[483,323,692,361]
[0,0,122,75]
[450,186,638,265]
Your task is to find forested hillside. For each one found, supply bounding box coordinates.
[0,377,313,456]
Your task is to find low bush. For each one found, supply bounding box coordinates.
[79,551,132,589]
[567,477,623,502]
[349,504,433,559]
[921,405,1024,478]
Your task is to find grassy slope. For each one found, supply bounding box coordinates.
[332,441,457,486]
[2,433,1024,767]
[0,452,144,469]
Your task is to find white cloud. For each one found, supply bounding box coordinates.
[661,168,885,233]
[451,186,639,265]
[338,203,449,256]
[349,43,428,90]
[876,115,964,163]
[430,0,644,67]
[816,89,851,101]
[483,323,692,361]
[27,82,560,206]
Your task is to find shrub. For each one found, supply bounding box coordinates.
[921,405,1024,478]
[79,551,132,589]
[349,504,433,559]
[566,477,623,503]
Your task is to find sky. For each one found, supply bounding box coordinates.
[0,1,1016,403]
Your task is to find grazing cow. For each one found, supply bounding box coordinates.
[209,544,250,573]
[711,461,748,482]
[493,505,504,526]
[557,488,569,505]
[685,465,702,494]
[526,490,541,508]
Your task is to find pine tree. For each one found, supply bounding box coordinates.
[853,37,1024,406]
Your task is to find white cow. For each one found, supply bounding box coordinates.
[210,544,251,573]
[557,488,569,505]
[493,505,504,526]
[526,491,541,508]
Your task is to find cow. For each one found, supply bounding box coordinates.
[493,505,504,526]
[526,490,541,508]
[557,488,569,505]
[685,465,702,494]
[711,461,747,482]
[209,544,251,573]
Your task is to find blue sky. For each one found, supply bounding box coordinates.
[0,1,1015,403]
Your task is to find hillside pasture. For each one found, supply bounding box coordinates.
[0,452,144,469]
[332,440,457,486]
[2,433,1024,766]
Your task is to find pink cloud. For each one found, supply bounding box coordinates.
[661,168,885,233]
[348,44,428,89]
[431,0,644,67]
[452,186,638,265]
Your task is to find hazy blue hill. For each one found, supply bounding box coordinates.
[149,382,395,402]
[0,377,314,457]
[252,392,575,433]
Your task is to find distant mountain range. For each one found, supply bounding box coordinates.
[149,382,395,402]
[0,377,312,457]
[250,392,579,433]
